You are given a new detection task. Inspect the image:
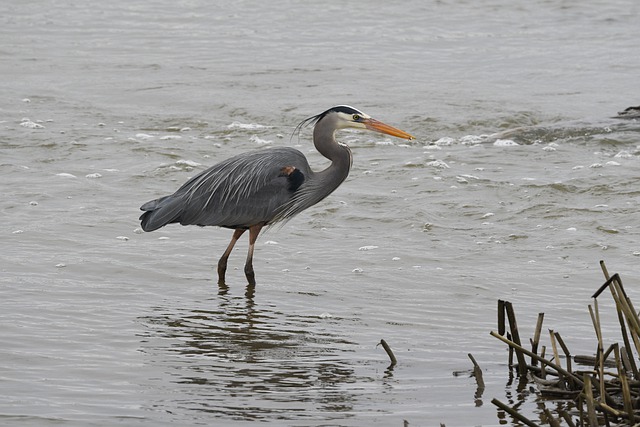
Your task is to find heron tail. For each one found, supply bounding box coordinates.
[139,195,184,232]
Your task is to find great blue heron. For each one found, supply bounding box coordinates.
[140,105,415,286]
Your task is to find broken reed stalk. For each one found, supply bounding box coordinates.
[595,264,640,379]
[599,260,610,281]
[378,339,397,366]
[582,374,599,427]
[609,277,640,359]
[548,330,564,386]
[498,299,506,335]
[614,300,639,379]
[594,274,640,337]
[620,345,632,372]
[589,278,637,415]
[601,261,637,376]
[507,332,514,369]
[530,313,544,367]
[553,332,572,375]
[613,344,635,423]
[493,262,640,425]
[590,299,608,406]
[619,277,640,330]
[468,353,485,391]
[490,331,584,387]
[503,301,528,375]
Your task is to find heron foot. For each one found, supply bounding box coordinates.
[245,284,256,300]
[244,265,256,287]
[218,282,229,296]
[217,260,228,285]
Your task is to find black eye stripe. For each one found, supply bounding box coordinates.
[330,105,364,116]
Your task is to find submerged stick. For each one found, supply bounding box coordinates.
[491,398,541,427]
[378,339,397,366]
[574,354,616,368]
[542,408,562,427]
[558,409,577,427]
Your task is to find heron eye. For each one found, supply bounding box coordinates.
[352,114,360,121]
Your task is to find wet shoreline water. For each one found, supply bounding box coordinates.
[3,1,640,425]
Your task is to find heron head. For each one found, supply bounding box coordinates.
[294,105,415,141]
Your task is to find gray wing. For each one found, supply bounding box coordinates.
[140,147,309,231]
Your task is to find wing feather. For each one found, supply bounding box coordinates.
[143,147,310,229]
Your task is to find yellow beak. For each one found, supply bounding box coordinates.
[363,118,415,140]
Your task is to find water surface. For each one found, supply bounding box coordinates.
[2,1,640,425]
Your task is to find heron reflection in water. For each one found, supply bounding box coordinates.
[140,106,415,285]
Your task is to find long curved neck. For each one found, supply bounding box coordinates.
[312,116,352,191]
[273,115,352,222]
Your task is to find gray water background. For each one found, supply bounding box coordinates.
[2,1,640,425]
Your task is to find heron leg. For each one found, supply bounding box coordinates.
[217,228,246,285]
[244,224,263,286]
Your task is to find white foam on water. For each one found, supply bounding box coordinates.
[227,122,271,130]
